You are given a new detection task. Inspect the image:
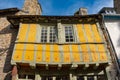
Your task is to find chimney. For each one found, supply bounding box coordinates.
[74,8,88,16]
[22,0,42,15]
[114,0,120,14]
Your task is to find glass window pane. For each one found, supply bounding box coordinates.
[41,26,57,43]
[28,75,35,80]
[49,27,57,42]
[97,75,106,80]
[65,26,74,42]
[18,74,26,79]
[66,39,70,42]
[41,27,47,43]
[77,76,84,80]
[87,76,94,80]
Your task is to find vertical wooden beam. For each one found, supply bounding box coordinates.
[69,73,73,80]
[53,77,56,80]
[57,20,64,44]
[82,24,92,62]
[73,76,77,80]
[35,74,41,80]
[94,76,97,80]
[46,64,49,70]
[90,24,100,62]
[96,23,111,60]
[22,24,30,62]
[84,76,87,80]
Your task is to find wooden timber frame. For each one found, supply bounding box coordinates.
[7,14,100,28]
[0,8,20,17]
[7,14,113,80]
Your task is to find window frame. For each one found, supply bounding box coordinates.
[62,24,76,43]
[39,24,58,43]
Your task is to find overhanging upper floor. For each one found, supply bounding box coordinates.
[7,15,112,70]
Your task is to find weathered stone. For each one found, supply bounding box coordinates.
[0,0,42,79]
[0,17,18,80]
[17,0,42,15]
[114,0,120,14]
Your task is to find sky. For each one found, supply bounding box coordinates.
[0,0,113,15]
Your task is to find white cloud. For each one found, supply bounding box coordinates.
[64,0,113,15]
[90,0,113,14]
[64,1,85,15]
[0,0,114,15]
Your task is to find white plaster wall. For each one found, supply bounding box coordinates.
[105,21,120,60]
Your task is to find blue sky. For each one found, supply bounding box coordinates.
[0,0,113,15]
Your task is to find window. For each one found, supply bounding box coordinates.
[41,27,47,42]
[77,76,84,80]
[40,24,75,43]
[42,76,53,80]
[64,26,74,42]
[97,75,106,80]
[49,27,57,42]
[56,76,70,80]
[87,76,94,80]
[40,26,57,43]
[18,74,35,80]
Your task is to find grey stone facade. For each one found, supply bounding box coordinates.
[114,0,120,14]
[17,0,42,15]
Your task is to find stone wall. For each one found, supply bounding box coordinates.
[21,0,42,15]
[0,17,18,80]
[0,0,42,79]
[114,0,120,14]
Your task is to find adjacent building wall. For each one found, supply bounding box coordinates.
[105,20,120,61]
[18,0,42,15]
[0,0,42,79]
[114,0,120,14]
[0,17,18,80]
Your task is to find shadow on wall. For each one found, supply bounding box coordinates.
[0,24,18,80]
[117,22,120,62]
[117,22,120,47]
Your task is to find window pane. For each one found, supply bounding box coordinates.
[41,27,47,43]
[56,76,70,80]
[65,26,74,42]
[66,39,70,42]
[87,76,94,80]
[49,27,57,42]
[77,76,84,80]
[28,75,35,80]
[18,74,26,79]
[42,77,52,80]
[97,75,106,80]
